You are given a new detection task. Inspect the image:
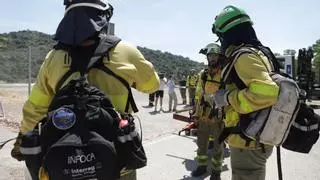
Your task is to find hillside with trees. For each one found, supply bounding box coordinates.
[0,30,204,83]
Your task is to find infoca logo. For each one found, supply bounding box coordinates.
[68,153,96,164]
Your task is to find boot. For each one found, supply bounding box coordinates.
[210,170,221,180]
[191,165,207,177]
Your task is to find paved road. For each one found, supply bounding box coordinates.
[137,126,320,180]
[0,84,33,92]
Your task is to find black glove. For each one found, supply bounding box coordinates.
[11,132,25,161]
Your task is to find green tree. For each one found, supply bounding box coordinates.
[312,39,320,83]
[0,30,204,83]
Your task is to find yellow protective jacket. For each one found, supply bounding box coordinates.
[186,74,198,88]
[223,45,279,149]
[20,41,160,134]
[194,68,221,120]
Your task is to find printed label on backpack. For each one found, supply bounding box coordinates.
[52,107,76,130]
[63,166,97,179]
[68,152,96,164]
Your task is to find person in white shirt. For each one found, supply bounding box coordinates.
[167,75,177,112]
[154,73,167,112]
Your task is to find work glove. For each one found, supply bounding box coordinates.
[212,90,230,108]
[11,132,25,161]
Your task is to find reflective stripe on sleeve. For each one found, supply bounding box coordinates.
[238,91,253,113]
[20,146,42,155]
[249,82,279,97]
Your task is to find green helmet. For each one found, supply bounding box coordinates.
[199,43,222,55]
[212,5,253,34]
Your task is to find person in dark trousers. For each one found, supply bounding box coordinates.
[178,75,187,104]
[154,73,167,112]
[148,92,155,107]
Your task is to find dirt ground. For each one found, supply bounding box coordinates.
[0,90,28,131]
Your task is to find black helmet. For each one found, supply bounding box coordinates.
[55,0,114,46]
[64,0,110,10]
[64,0,113,20]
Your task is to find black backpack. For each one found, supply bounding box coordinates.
[282,102,320,153]
[20,35,147,180]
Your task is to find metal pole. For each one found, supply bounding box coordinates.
[28,46,31,96]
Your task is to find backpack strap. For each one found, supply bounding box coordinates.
[55,35,121,91]
[90,35,138,113]
[96,65,138,113]
[201,69,220,85]
[218,126,241,143]
[220,47,256,89]
[220,44,282,90]
[206,79,220,84]
[55,35,139,113]
[277,146,283,180]
[199,69,221,119]
[256,46,279,72]
[87,35,121,69]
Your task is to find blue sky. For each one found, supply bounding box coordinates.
[0,0,319,63]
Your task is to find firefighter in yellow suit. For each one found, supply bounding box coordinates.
[192,43,226,180]
[187,69,198,106]
[10,1,160,180]
[211,5,279,180]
